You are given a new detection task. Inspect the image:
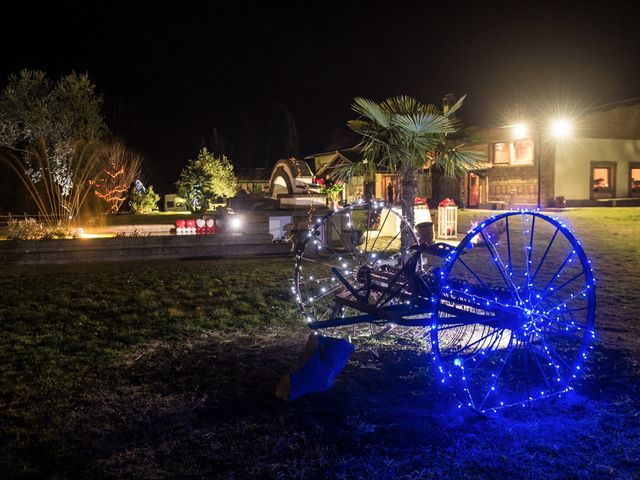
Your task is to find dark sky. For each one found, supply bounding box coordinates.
[1,1,638,193]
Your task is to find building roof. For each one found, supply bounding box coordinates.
[304,146,362,161]
[235,168,271,182]
[584,96,640,113]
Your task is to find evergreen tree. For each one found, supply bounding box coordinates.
[176,147,237,214]
[266,102,298,165]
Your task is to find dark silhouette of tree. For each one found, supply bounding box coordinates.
[266,102,299,165]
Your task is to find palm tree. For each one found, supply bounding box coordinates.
[337,95,481,248]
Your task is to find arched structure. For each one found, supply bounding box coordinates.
[269,158,314,198]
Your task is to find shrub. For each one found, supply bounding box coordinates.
[130,185,160,214]
[7,218,68,240]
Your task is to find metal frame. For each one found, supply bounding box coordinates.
[293,205,597,413]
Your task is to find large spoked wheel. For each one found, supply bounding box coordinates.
[294,201,422,340]
[431,211,596,413]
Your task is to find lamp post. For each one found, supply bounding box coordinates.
[537,128,542,209]
[511,119,572,210]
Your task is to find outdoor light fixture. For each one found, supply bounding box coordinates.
[550,118,572,138]
[509,117,573,208]
[230,217,242,230]
[512,123,529,139]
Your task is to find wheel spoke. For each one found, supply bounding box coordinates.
[294,202,418,340]
[369,207,391,252]
[505,216,513,276]
[478,336,514,410]
[534,249,576,306]
[456,256,496,293]
[531,227,560,282]
[479,228,521,304]
[328,217,360,265]
[433,211,595,412]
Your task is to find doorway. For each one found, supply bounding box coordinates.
[468,173,480,207]
[382,175,401,205]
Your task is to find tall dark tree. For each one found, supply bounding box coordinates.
[266,102,298,166]
[208,127,228,157]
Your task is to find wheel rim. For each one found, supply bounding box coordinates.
[431,211,596,413]
[294,201,420,339]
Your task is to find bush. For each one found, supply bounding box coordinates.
[7,218,68,240]
[130,185,160,214]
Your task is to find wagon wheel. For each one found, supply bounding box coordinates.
[431,211,596,413]
[293,201,424,342]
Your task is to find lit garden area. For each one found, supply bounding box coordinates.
[1,207,639,478]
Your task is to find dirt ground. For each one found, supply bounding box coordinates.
[10,320,640,479]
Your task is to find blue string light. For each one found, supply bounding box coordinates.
[431,210,596,413]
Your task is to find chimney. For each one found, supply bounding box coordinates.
[443,93,458,115]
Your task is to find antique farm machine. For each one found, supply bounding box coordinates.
[291,202,596,414]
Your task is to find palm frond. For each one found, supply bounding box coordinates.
[391,112,456,135]
[380,95,419,115]
[351,97,390,128]
[330,158,376,183]
[430,146,485,178]
[445,94,467,117]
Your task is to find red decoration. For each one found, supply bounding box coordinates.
[415,196,428,205]
[175,220,186,228]
[438,198,456,207]
[186,219,196,228]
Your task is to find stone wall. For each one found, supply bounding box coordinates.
[0,232,289,265]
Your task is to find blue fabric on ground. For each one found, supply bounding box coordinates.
[288,335,354,401]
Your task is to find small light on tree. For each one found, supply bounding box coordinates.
[92,140,143,214]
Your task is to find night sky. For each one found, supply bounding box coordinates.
[1,1,638,194]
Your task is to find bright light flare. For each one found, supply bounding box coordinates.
[512,123,529,139]
[551,119,572,138]
[230,217,242,230]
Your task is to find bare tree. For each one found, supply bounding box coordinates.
[92,140,143,213]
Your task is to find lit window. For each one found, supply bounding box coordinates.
[631,168,640,192]
[493,143,510,164]
[512,140,534,165]
[592,168,610,192]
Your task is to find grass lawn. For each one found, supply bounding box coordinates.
[1,208,640,479]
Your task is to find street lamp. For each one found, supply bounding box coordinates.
[511,118,572,209]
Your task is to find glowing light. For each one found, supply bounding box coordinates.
[230,217,242,230]
[551,119,572,138]
[512,123,529,139]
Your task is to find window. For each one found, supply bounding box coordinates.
[512,139,534,165]
[590,161,616,199]
[630,163,640,197]
[592,168,610,192]
[493,142,510,164]
[492,140,534,165]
